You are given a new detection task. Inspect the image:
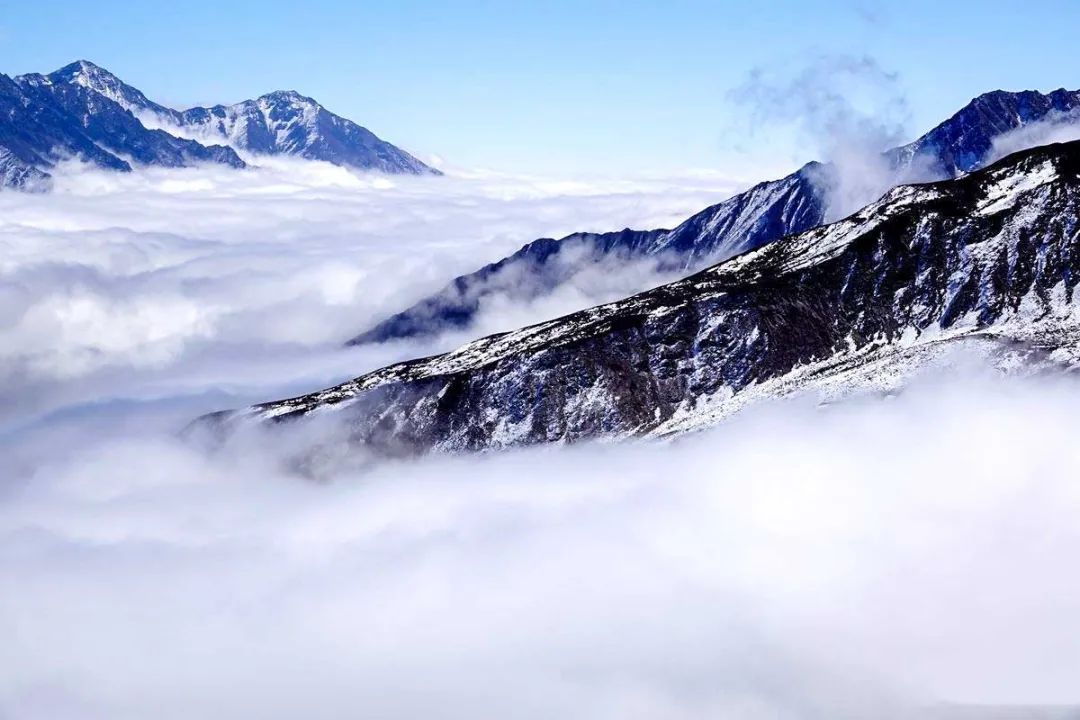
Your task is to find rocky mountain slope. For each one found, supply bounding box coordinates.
[51,60,439,175]
[0,60,438,189]
[350,88,1080,345]
[0,65,244,189]
[0,148,50,190]
[889,88,1080,175]
[200,139,1080,459]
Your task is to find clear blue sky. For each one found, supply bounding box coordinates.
[2,0,1078,176]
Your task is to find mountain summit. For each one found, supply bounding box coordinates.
[0,60,439,189]
[170,88,438,175]
[45,60,171,118]
[0,64,245,189]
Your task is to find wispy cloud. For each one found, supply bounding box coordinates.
[728,54,910,161]
[727,54,941,219]
[985,109,1080,165]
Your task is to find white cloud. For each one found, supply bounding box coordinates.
[3,369,1080,719]
[986,110,1080,165]
[0,160,742,428]
[726,54,940,220]
[4,161,1079,719]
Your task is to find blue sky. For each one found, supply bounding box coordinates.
[2,0,1079,176]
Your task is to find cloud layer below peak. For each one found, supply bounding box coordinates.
[3,160,1080,720]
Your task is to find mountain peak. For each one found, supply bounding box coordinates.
[42,59,164,118]
[260,89,318,106]
[49,59,120,84]
[1,60,438,186]
[891,87,1080,176]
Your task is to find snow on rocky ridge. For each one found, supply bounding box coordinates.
[195,139,1080,462]
[0,60,438,189]
[349,88,1080,347]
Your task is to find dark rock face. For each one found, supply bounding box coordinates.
[0,72,132,176]
[643,163,828,266]
[891,89,1080,175]
[0,60,438,189]
[206,140,1080,457]
[19,73,247,169]
[350,89,1080,346]
[348,228,670,344]
[350,166,828,344]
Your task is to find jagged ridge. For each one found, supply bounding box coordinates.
[0,60,438,188]
[172,90,438,176]
[201,140,1080,457]
[51,60,438,175]
[350,88,1080,346]
[0,62,247,188]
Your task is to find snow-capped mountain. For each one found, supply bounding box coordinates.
[44,59,176,120]
[169,91,439,175]
[347,166,828,345]
[198,139,1080,458]
[51,60,438,175]
[889,88,1080,175]
[0,65,245,189]
[349,88,1080,346]
[0,60,439,189]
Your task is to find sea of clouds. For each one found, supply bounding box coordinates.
[0,158,738,431]
[2,159,1080,720]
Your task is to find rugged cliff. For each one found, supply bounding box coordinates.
[201,140,1080,458]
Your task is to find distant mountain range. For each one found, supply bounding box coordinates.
[0,60,439,189]
[198,139,1080,458]
[348,88,1080,346]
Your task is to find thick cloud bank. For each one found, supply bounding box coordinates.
[5,371,1080,719]
[987,110,1080,165]
[0,160,739,430]
[2,161,1079,719]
